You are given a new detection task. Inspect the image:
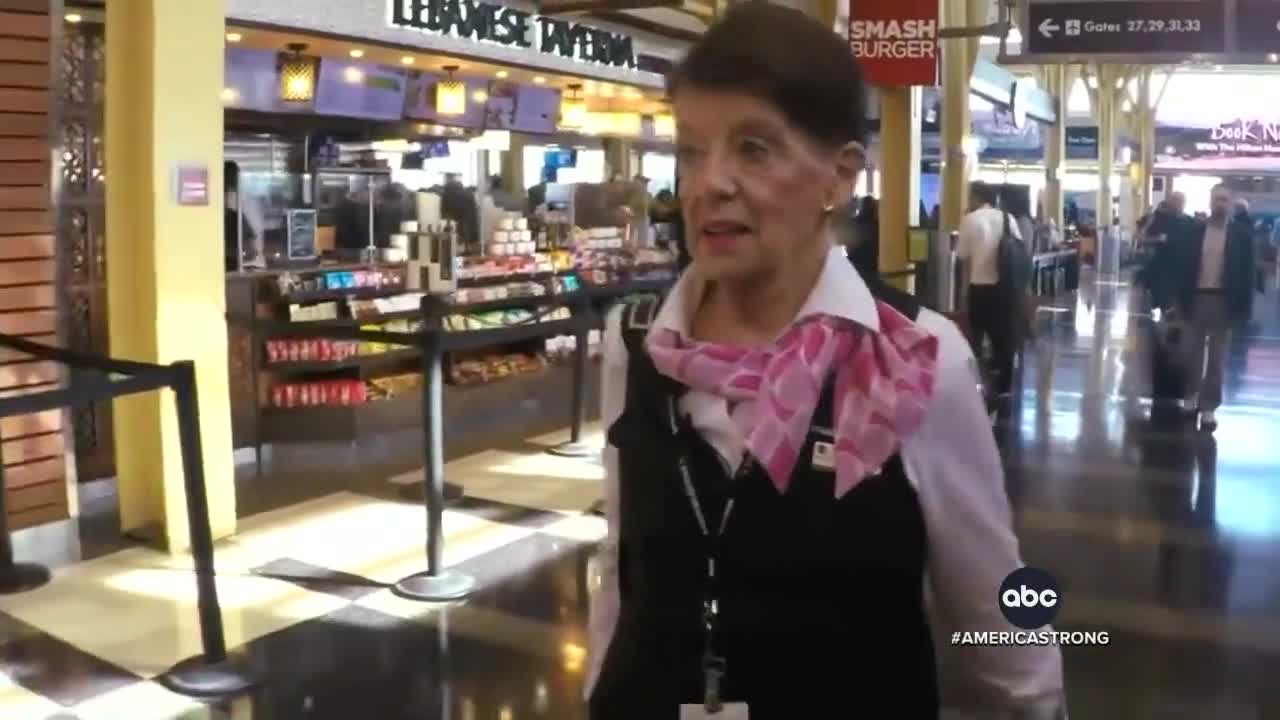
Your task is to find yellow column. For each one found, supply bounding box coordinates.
[106,0,236,551]
[878,87,921,286]
[603,138,634,181]
[1138,71,1155,212]
[939,0,987,234]
[1096,66,1115,227]
[1042,65,1067,228]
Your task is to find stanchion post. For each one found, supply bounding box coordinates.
[0,439,50,594]
[548,296,593,459]
[392,299,475,602]
[158,360,256,698]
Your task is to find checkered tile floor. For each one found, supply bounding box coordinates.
[0,430,609,720]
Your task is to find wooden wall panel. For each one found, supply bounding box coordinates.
[0,332,51,362]
[0,259,54,285]
[9,504,65,531]
[0,10,49,38]
[0,138,46,161]
[0,234,52,258]
[0,161,48,185]
[0,38,44,63]
[0,113,46,136]
[0,284,54,308]
[0,1,49,14]
[0,187,48,209]
[0,62,47,89]
[0,88,49,113]
[0,408,58,439]
[0,1,65,529]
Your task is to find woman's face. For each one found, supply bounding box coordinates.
[675,86,862,283]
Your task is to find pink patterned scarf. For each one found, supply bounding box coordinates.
[646,303,939,498]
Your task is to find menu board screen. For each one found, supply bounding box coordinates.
[484,82,558,134]
[224,48,313,114]
[314,59,409,120]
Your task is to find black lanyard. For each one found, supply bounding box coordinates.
[669,395,754,713]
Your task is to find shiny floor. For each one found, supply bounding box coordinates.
[3,271,1280,719]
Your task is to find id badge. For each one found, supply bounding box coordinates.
[811,441,836,471]
[680,703,749,720]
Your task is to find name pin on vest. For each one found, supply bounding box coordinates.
[812,441,836,471]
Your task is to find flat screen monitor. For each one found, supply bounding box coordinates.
[314,59,408,121]
[544,148,577,170]
[484,82,558,134]
[225,47,313,114]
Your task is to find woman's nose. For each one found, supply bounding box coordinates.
[696,147,737,199]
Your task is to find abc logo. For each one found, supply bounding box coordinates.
[998,567,1061,630]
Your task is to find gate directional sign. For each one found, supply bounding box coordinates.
[1237,0,1280,53]
[1026,0,1226,56]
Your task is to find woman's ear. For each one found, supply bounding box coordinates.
[829,141,865,207]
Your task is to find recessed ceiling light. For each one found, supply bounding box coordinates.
[496,70,509,79]
[225,32,242,43]
[534,76,546,84]
[65,12,82,23]
[401,56,415,65]
[349,49,365,58]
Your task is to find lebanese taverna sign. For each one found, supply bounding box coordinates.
[390,0,638,68]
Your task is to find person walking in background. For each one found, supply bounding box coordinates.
[957,181,1021,399]
[1152,184,1255,431]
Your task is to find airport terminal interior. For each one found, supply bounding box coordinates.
[0,0,1279,718]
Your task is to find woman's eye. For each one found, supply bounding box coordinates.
[738,138,770,162]
[677,145,704,164]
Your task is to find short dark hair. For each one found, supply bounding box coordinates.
[970,181,998,207]
[668,2,867,148]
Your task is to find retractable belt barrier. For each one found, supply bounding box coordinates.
[0,334,256,699]
[291,282,670,602]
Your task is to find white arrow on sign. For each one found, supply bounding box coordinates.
[1039,18,1061,38]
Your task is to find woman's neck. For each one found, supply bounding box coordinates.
[693,244,828,346]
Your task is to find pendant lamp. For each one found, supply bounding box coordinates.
[560,83,587,129]
[279,43,316,103]
[436,65,466,116]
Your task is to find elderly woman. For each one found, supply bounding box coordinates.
[587,4,1064,719]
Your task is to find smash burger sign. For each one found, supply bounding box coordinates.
[848,0,938,86]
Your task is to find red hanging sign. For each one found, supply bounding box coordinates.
[848,0,939,87]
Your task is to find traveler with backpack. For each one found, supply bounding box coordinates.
[957,182,1032,399]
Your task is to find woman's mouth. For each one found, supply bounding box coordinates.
[699,221,752,252]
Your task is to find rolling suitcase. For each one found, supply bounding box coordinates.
[1151,314,1185,404]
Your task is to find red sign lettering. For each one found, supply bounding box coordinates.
[848,0,938,86]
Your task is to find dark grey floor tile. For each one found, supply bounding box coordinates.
[0,611,143,707]
[250,558,388,601]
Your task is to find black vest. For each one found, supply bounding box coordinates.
[589,294,938,720]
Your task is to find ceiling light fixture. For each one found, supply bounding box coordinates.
[559,83,586,129]
[279,43,317,103]
[349,48,365,58]
[496,70,509,79]
[226,32,242,43]
[534,76,546,84]
[401,56,415,66]
[436,65,466,116]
